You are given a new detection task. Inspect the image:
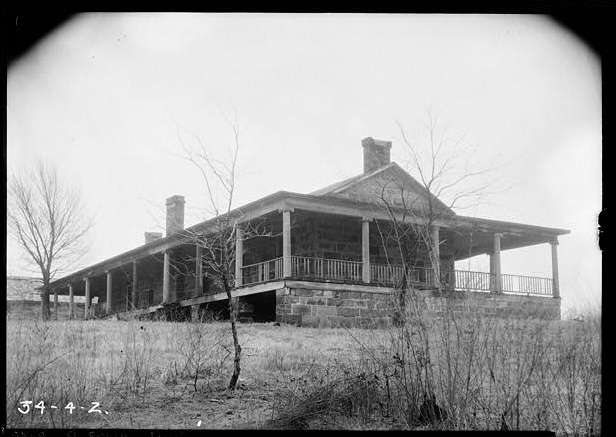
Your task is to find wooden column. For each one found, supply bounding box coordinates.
[432,226,441,289]
[68,284,74,320]
[493,233,502,293]
[53,289,59,320]
[282,209,293,278]
[84,277,91,320]
[195,245,203,297]
[106,271,113,314]
[489,252,496,290]
[362,218,371,283]
[235,227,243,287]
[550,239,560,298]
[162,251,170,304]
[132,261,138,309]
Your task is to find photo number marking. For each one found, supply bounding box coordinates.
[18,401,108,415]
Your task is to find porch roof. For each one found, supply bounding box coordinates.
[447,215,570,260]
[47,190,569,290]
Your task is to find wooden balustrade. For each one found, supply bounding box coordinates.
[239,255,554,296]
[241,257,284,285]
[443,270,493,292]
[292,256,363,282]
[501,273,553,296]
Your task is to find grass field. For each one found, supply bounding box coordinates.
[5,307,601,433]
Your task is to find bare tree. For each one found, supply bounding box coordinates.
[176,110,252,391]
[7,160,93,320]
[370,111,505,421]
[383,110,505,290]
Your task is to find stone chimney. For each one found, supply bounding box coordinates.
[166,195,185,236]
[362,137,392,173]
[144,232,163,244]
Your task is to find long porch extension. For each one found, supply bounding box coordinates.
[240,256,555,297]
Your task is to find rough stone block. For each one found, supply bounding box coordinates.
[292,304,312,315]
[295,289,318,297]
[338,307,360,317]
[306,297,327,306]
[326,298,344,307]
[316,306,338,317]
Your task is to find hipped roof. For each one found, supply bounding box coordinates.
[47,161,569,290]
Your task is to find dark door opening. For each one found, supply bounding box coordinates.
[241,291,276,322]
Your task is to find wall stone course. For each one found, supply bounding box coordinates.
[306,297,327,306]
[273,284,559,328]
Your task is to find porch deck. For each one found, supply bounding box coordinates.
[241,256,554,297]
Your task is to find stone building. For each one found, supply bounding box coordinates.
[46,138,569,325]
[6,276,88,319]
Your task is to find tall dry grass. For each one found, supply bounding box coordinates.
[270,298,601,434]
[5,302,601,433]
[5,317,232,428]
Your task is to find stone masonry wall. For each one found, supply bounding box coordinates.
[276,285,560,328]
[419,289,561,320]
[276,287,394,328]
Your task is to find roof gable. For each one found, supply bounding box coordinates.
[313,162,454,216]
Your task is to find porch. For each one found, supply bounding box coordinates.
[240,255,554,297]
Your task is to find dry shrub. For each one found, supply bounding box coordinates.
[269,359,386,429]
[268,297,601,434]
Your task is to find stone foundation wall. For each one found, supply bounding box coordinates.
[276,286,395,328]
[420,290,561,320]
[276,284,560,328]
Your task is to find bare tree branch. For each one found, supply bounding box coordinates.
[7,160,93,320]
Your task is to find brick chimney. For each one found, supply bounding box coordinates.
[362,137,392,173]
[166,195,185,236]
[144,232,162,244]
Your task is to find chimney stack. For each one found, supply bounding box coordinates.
[362,137,392,173]
[144,232,163,244]
[166,195,185,236]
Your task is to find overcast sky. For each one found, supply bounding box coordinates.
[7,13,601,315]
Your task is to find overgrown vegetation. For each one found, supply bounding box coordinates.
[5,307,600,433]
[269,304,601,434]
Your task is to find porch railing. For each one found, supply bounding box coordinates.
[239,256,554,296]
[371,264,436,289]
[442,270,494,293]
[292,256,363,282]
[501,273,553,296]
[242,257,283,285]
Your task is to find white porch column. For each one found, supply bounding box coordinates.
[493,233,502,293]
[432,226,441,289]
[235,227,243,287]
[106,271,113,314]
[489,252,496,290]
[84,277,91,320]
[132,261,138,309]
[162,251,170,304]
[68,284,74,320]
[550,239,560,298]
[282,209,293,278]
[53,289,59,320]
[362,218,371,283]
[195,245,203,296]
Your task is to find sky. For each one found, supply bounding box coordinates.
[6,14,601,316]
